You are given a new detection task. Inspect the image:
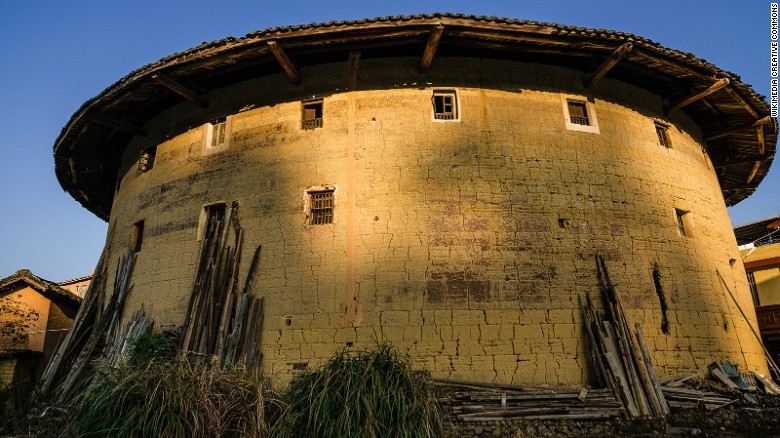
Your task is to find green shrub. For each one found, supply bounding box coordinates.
[0,376,35,435]
[126,332,176,367]
[70,357,281,437]
[281,343,442,438]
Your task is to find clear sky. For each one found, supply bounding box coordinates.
[0,0,776,282]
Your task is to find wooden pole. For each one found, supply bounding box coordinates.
[584,42,633,89]
[268,41,302,85]
[665,78,730,113]
[420,25,444,74]
[152,73,209,108]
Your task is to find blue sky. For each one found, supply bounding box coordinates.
[0,0,776,281]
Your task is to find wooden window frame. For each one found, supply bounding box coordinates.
[302,99,324,130]
[655,122,672,148]
[561,95,600,134]
[304,186,335,225]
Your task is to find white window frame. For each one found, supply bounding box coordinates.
[203,116,231,154]
[561,95,600,134]
[431,90,460,122]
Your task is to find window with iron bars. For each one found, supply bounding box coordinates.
[433,91,457,120]
[302,100,323,130]
[567,101,589,125]
[655,122,672,148]
[307,190,334,225]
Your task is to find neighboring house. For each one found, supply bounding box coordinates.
[736,215,780,361]
[58,274,92,298]
[0,270,82,385]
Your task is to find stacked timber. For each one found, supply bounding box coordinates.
[179,201,265,368]
[434,379,622,421]
[103,305,154,364]
[579,256,669,419]
[38,247,136,402]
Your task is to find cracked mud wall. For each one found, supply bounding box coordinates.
[100,56,767,385]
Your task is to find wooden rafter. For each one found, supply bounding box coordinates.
[84,114,147,137]
[665,78,730,113]
[758,125,766,155]
[152,73,208,108]
[584,42,633,89]
[724,86,760,118]
[347,51,361,90]
[704,116,773,142]
[267,41,301,85]
[68,158,78,185]
[714,154,772,168]
[746,161,762,184]
[420,25,444,74]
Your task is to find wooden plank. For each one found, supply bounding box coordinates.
[83,113,147,136]
[584,42,633,88]
[635,324,670,416]
[665,78,730,113]
[420,25,444,74]
[267,41,302,85]
[709,366,740,389]
[152,73,209,108]
[704,115,772,142]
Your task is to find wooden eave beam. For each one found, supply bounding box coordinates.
[83,114,147,137]
[420,25,444,74]
[152,73,209,108]
[714,154,772,168]
[757,125,766,155]
[267,41,302,85]
[724,86,760,118]
[665,78,730,113]
[704,115,773,142]
[584,42,633,88]
[746,161,762,185]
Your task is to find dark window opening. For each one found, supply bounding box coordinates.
[308,189,334,225]
[302,100,323,130]
[132,220,144,253]
[655,123,672,148]
[748,272,761,307]
[138,144,157,172]
[675,209,688,237]
[433,91,457,120]
[209,117,227,148]
[652,264,670,334]
[567,101,589,125]
[200,203,227,242]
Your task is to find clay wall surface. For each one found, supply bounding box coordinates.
[103,57,766,384]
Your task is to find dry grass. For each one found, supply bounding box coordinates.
[69,357,282,437]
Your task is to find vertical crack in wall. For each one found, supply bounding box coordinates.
[652,264,670,334]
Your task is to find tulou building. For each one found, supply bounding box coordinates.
[53,15,776,385]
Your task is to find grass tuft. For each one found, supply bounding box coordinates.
[70,356,281,437]
[281,343,442,438]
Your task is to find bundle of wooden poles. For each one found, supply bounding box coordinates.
[39,247,136,403]
[103,305,154,364]
[179,201,265,369]
[579,255,669,419]
[434,379,623,421]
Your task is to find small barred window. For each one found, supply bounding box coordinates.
[307,189,334,225]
